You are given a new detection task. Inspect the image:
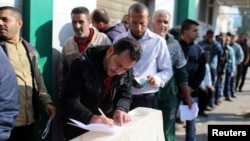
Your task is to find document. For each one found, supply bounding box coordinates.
[68,118,125,134]
[179,103,199,120]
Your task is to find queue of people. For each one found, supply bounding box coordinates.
[0,2,249,141]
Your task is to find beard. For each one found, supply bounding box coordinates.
[131,31,143,40]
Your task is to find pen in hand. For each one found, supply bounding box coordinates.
[98,108,106,117]
[98,108,114,127]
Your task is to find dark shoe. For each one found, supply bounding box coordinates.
[225,97,232,101]
[231,95,236,98]
[238,89,242,92]
[198,112,209,117]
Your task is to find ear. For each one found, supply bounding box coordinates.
[106,46,114,56]
[98,22,105,29]
[17,19,23,28]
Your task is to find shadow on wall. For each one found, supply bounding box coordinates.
[34,21,54,141]
[59,22,74,47]
[35,21,53,95]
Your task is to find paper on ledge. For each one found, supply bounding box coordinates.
[179,103,199,120]
[68,118,125,134]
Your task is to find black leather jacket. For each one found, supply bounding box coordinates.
[62,45,133,124]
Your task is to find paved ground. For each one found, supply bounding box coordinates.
[176,71,250,141]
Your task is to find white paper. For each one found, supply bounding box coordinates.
[41,117,52,139]
[68,118,125,134]
[179,103,199,120]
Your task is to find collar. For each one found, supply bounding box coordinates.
[127,28,155,41]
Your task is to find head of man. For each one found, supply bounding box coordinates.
[0,6,22,42]
[237,33,245,43]
[225,32,233,45]
[205,29,214,44]
[71,6,91,38]
[181,19,199,43]
[128,3,149,40]
[170,27,182,41]
[91,8,110,32]
[122,14,129,30]
[104,37,142,77]
[151,9,171,38]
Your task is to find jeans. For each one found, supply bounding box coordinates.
[185,97,198,141]
[224,63,232,97]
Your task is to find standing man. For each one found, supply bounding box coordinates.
[228,32,244,98]
[57,6,111,140]
[151,10,193,141]
[179,19,206,141]
[61,37,142,140]
[0,47,19,141]
[0,6,56,141]
[198,29,222,109]
[91,8,127,42]
[58,6,111,98]
[114,3,173,110]
[235,33,249,92]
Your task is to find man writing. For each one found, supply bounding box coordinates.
[61,37,142,140]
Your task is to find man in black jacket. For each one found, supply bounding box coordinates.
[62,37,142,140]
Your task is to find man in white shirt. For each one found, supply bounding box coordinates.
[113,2,172,110]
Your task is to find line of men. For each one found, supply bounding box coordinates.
[57,3,203,141]
[1,2,249,141]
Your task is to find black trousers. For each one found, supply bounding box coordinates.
[7,123,36,141]
[130,93,158,110]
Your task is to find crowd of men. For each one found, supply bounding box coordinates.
[0,2,249,141]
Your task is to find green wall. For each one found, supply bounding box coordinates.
[177,0,197,25]
[23,0,53,141]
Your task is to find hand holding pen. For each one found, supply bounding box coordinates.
[89,108,114,127]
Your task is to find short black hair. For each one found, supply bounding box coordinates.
[206,29,214,36]
[71,6,90,20]
[181,19,199,33]
[113,37,142,62]
[128,2,148,16]
[0,6,22,20]
[91,8,110,24]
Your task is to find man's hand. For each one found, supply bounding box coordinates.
[45,103,56,119]
[90,115,114,127]
[179,86,194,109]
[113,109,131,126]
[147,75,156,86]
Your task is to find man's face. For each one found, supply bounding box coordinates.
[185,25,199,42]
[129,11,149,39]
[0,9,22,41]
[71,13,90,38]
[237,34,245,43]
[105,47,136,77]
[152,13,170,37]
[206,34,214,44]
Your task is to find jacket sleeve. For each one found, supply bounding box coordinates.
[0,50,19,141]
[33,56,53,106]
[114,69,133,113]
[189,53,206,90]
[61,57,94,124]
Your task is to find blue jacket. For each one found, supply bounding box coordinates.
[0,47,19,140]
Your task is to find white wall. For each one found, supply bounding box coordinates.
[0,0,22,9]
[52,0,96,51]
[154,0,176,28]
